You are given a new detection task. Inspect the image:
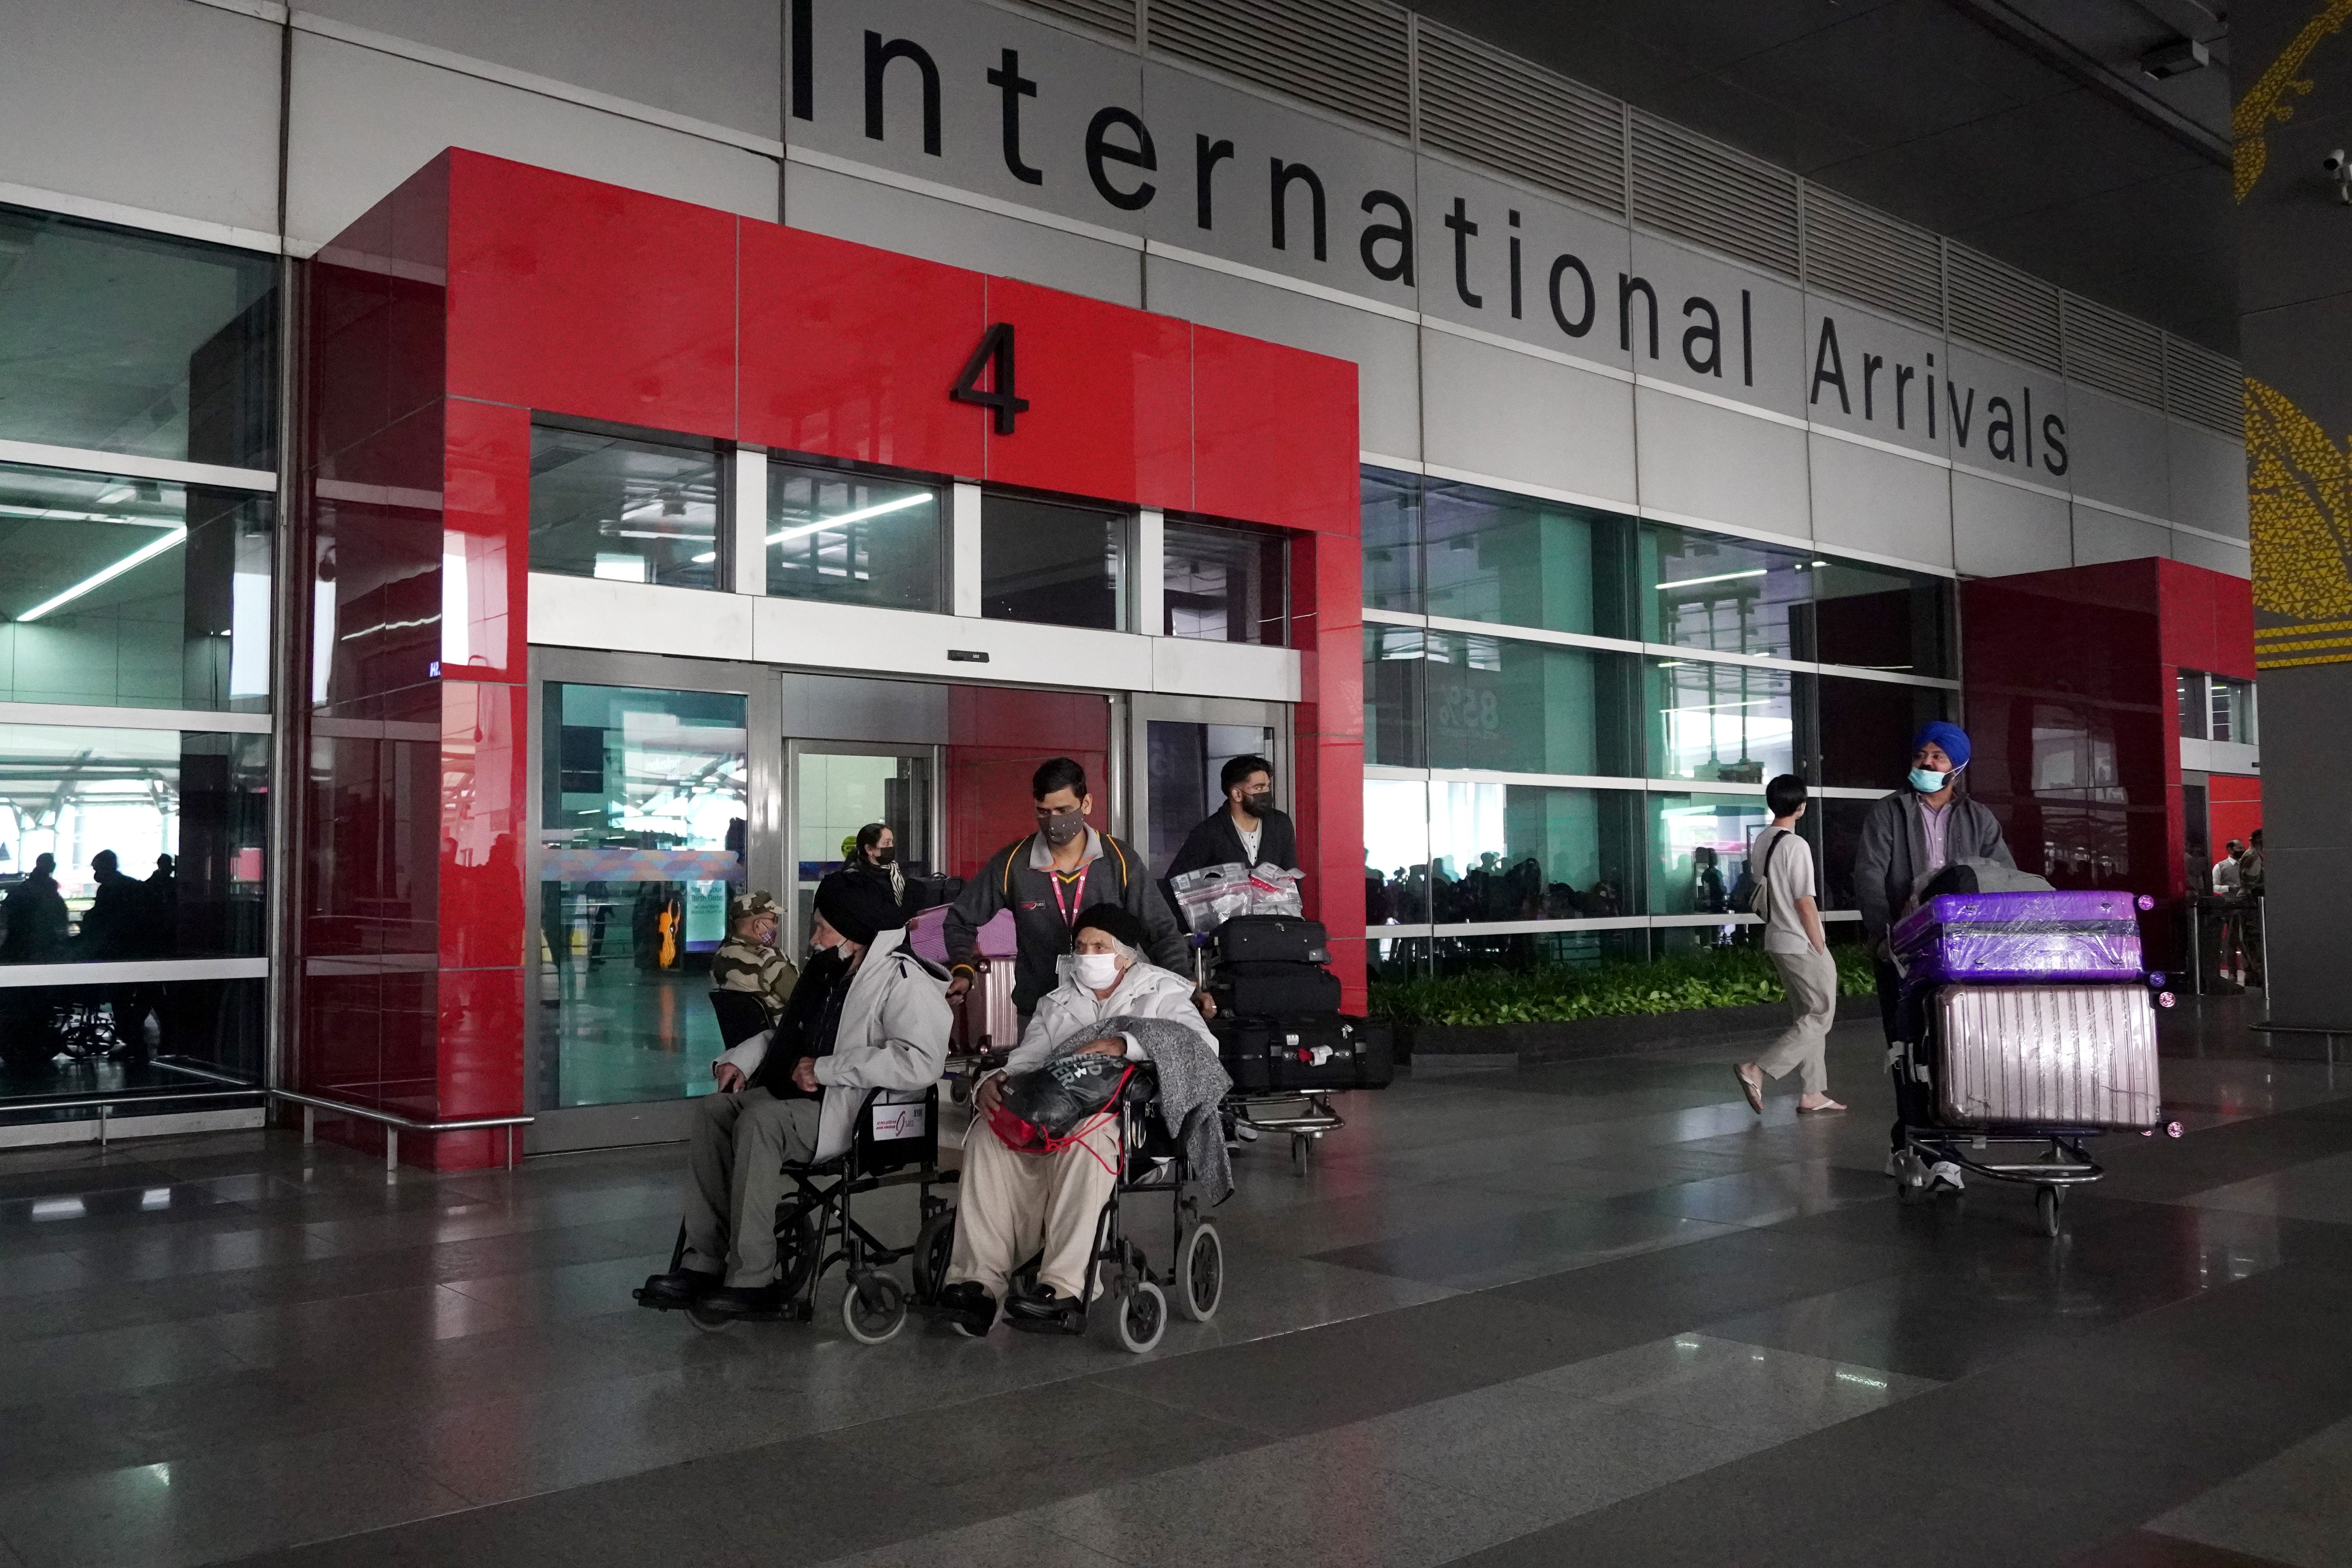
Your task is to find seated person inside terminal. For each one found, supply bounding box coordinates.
[709,890,799,1028]
[937,904,1216,1337]
[640,871,951,1321]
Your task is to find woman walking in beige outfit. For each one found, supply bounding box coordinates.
[1737,774,1846,1114]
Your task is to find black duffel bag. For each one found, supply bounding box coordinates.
[1212,915,1329,965]
[1214,960,1343,1016]
[987,1053,1140,1152]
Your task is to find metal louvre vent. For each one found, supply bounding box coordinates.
[1414,20,1625,215]
[2164,336,2245,438]
[1021,0,1135,41]
[1148,0,1410,138]
[2060,294,2164,410]
[1629,113,1799,279]
[1799,185,1941,329]
[1946,243,2062,375]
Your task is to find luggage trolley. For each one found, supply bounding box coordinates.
[1886,891,2185,1237]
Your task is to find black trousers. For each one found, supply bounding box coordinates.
[1875,958,1936,1152]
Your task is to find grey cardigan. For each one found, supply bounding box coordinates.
[1852,789,2016,947]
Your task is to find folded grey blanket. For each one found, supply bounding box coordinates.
[1054,1012,1234,1204]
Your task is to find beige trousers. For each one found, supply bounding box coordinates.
[681,1089,821,1287]
[946,1112,1120,1301]
[1755,947,1840,1096]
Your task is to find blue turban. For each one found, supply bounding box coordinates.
[1913,720,1971,772]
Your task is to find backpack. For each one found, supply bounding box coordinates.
[1734,829,1789,922]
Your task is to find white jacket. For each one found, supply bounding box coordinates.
[714,927,953,1161]
[1005,960,1213,1076]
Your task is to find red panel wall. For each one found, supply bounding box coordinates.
[303,150,1365,1165]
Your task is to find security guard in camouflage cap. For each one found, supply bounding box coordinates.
[710,891,798,1024]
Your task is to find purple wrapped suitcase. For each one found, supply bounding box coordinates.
[1893,890,2145,984]
[1932,984,2160,1129]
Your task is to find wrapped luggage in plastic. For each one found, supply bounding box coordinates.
[1170,863,1307,934]
[1892,889,2148,984]
[1931,984,2160,1130]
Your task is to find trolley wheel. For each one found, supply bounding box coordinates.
[911,1210,956,1301]
[1176,1221,1224,1323]
[2035,1184,2062,1238]
[2166,1120,2185,1139]
[1115,1278,1167,1354]
[1291,1133,1312,1177]
[841,1273,908,1345]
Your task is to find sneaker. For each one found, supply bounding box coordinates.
[935,1280,996,1338]
[1234,1123,1260,1143]
[1929,1160,1966,1191]
[636,1267,719,1307]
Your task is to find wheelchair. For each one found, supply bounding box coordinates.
[633,990,955,1344]
[918,1062,1226,1354]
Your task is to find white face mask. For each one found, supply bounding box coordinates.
[1073,952,1122,991]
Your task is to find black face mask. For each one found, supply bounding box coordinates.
[1240,790,1273,820]
[873,848,897,866]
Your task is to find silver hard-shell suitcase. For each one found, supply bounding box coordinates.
[1932,984,2160,1130]
[953,955,1021,1054]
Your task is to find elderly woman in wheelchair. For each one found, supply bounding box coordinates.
[938,905,1231,1340]
[638,872,951,1323]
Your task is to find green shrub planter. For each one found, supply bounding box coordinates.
[1373,945,1880,1067]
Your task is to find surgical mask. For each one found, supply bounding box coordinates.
[1240,790,1273,819]
[873,847,897,866]
[1073,952,1121,991]
[1908,767,1949,794]
[1038,808,1086,847]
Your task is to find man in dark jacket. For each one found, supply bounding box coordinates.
[1853,720,2017,1045]
[944,757,1192,1018]
[1162,753,1296,922]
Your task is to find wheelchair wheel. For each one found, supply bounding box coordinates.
[773,1208,820,1303]
[1176,1221,1223,1323]
[841,1273,909,1344]
[911,1210,956,1301]
[1114,1278,1167,1354]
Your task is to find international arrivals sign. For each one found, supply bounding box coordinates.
[788,0,2076,477]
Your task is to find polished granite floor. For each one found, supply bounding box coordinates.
[3,997,2351,1568]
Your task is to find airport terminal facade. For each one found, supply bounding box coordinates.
[0,0,2256,1162]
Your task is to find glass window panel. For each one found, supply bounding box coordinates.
[1640,523,1813,659]
[0,205,278,469]
[1428,781,1642,922]
[793,748,935,938]
[0,726,267,966]
[1646,657,1802,784]
[1434,929,1648,973]
[0,975,263,1104]
[1359,467,1421,613]
[1818,674,1947,789]
[2177,670,2207,739]
[1162,518,1287,645]
[1146,721,1276,880]
[1363,625,1426,768]
[1807,558,1954,677]
[539,683,749,1109]
[1423,481,1631,637]
[1649,791,1772,917]
[765,461,942,612]
[980,493,1125,630]
[1366,933,1428,984]
[2210,676,2254,745]
[0,462,272,711]
[1364,777,1429,926]
[1816,797,1873,912]
[1424,631,1640,776]
[528,427,722,590]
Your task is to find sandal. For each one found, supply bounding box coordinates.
[1797,1097,1847,1114]
[1734,1065,1764,1114]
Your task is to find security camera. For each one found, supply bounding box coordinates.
[2328,149,2348,174]
[2330,150,2352,203]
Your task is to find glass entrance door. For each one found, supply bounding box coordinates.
[1129,695,1289,887]
[787,741,938,937]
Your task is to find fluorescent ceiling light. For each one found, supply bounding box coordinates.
[766,491,929,546]
[0,505,176,527]
[1656,568,1766,590]
[16,526,187,622]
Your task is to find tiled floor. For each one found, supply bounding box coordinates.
[4,998,2351,1567]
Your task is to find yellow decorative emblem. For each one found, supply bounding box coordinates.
[2246,377,2352,666]
[2234,0,2352,201]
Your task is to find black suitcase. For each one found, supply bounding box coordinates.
[1214,961,1343,1016]
[1213,915,1329,965]
[1217,1014,1393,1092]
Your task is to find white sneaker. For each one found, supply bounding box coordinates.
[1929,1160,1966,1191]
[1234,1123,1260,1143]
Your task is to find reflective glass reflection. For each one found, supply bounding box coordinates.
[980,494,1125,630]
[1641,524,1814,659]
[1425,631,1639,776]
[529,427,722,590]
[1428,782,1642,922]
[539,684,749,1109]
[1364,777,1429,925]
[0,463,271,711]
[1818,674,1946,789]
[1364,624,1426,768]
[766,461,942,613]
[1808,559,1953,677]
[0,726,268,965]
[1650,792,1773,918]
[1163,518,1286,644]
[1360,468,1421,613]
[0,975,263,1099]
[0,205,278,468]
[1646,657,1801,784]
[1424,481,1630,637]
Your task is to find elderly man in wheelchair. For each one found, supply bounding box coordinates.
[638,871,951,1322]
[937,905,1230,1338]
